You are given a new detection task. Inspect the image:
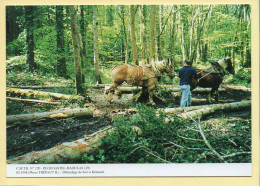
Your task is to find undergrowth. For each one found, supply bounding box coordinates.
[82,104,251,163]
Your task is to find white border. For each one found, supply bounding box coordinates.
[7,163,251,177]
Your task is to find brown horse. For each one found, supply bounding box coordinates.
[106,60,173,105]
[190,57,234,103]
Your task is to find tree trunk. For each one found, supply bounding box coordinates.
[93,5,102,84]
[7,97,62,105]
[143,5,149,63]
[121,5,128,63]
[7,107,93,125]
[190,5,211,64]
[25,6,36,72]
[139,5,145,62]
[181,23,186,60]
[80,6,87,83]
[7,126,113,164]
[56,5,67,78]
[150,5,156,64]
[170,6,177,70]
[157,5,162,60]
[70,5,84,95]
[220,84,251,92]
[178,100,251,119]
[6,88,85,100]
[130,5,138,65]
[7,85,72,89]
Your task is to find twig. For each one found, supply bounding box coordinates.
[177,135,204,141]
[186,126,200,132]
[184,109,226,163]
[131,145,171,163]
[221,151,251,158]
[168,141,205,150]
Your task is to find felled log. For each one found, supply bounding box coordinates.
[7,125,142,164]
[7,97,62,105]
[7,107,93,125]
[221,84,251,92]
[6,88,84,100]
[7,85,71,89]
[7,126,114,164]
[103,86,226,93]
[178,100,251,119]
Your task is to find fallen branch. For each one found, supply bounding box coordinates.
[7,97,62,105]
[7,126,114,164]
[6,88,85,101]
[196,120,225,162]
[7,107,93,125]
[195,151,251,163]
[221,151,251,158]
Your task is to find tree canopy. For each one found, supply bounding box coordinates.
[6,4,251,83]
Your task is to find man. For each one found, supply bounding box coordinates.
[179,59,198,107]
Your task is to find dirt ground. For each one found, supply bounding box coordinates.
[7,87,251,159]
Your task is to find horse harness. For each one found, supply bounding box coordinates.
[127,64,158,84]
[197,58,227,81]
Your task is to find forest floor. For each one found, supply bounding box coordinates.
[7,86,251,159]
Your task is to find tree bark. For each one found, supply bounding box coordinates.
[130,5,138,65]
[120,5,129,63]
[7,107,93,125]
[7,85,73,89]
[7,97,62,105]
[25,6,36,72]
[170,6,177,70]
[93,5,102,84]
[221,84,251,92]
[56,5,67,78]
[190,5,211,64]
[150,5,156,64]
[70,5,84,95]
[157,5,162,60]
[6,88,85,100]
[80,6,87,83]
[178,100,251,119]
[7,126,113,164]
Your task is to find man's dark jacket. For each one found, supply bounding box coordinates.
[179,66,197,86]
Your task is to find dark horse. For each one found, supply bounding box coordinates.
[190,57,235,103]
[106,60,173,105]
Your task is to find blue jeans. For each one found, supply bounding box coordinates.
[180,85,192,107]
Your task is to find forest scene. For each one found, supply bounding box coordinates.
[6,5,251,164]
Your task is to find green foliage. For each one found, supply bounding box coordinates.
[225,68,251,87]
[82,149,106,163]
[6,31,26,58]
[93,104,251,163]
[99,104,190,163]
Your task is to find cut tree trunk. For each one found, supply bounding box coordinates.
[221,84,251,92]
[7,85,71,89]
[7,126,114,164]
[6,97,62,105]
[6,88,85,100]
[178,100,251,119]
[7,107,93,125]
[102,85,226,93]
